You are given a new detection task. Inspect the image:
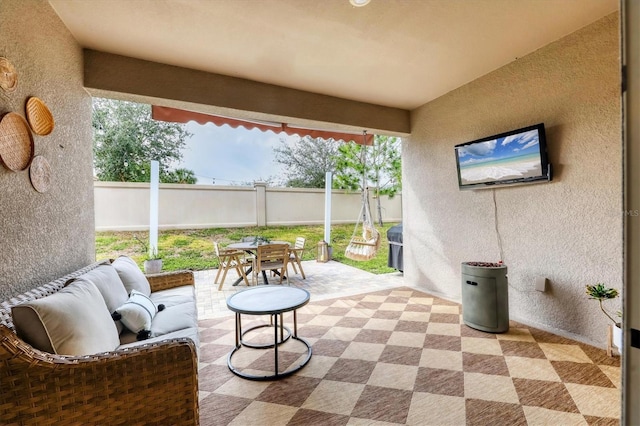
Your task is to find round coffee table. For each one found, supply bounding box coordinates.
[226,286,312,380]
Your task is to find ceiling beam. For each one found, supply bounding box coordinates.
[83,50,411,136]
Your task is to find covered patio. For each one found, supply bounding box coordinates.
[194,261,620,424]
[1,0,639,424]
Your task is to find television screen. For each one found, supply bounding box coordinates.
[454,123,551,190]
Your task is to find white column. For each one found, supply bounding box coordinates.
[324,172,332,243]
[149,160,159,257]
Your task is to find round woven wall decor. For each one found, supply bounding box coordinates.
[29,155,51,193]
[0,57,18,93]
[26,97,54,136]
[0,112,34,171]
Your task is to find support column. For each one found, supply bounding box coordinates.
[254,182,267,227]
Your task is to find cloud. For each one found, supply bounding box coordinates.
[180,123,296,185]
[501,129,539,148]
[458,140,496,158]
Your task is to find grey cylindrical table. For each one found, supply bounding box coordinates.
[461,262,509,333]
[226,286,312,380]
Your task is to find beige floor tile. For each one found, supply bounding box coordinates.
[214,317,237,330]
[364,318,399,331]
[330,299,359,308]
[538,343,592,363]
[464,372,519,404]
[379,302,407,311]
[399,311,430,322]
[228,401,298,426]
[225,347,265,367]
[522,406,588,426]
[430,305,459,314]
[363,295,389,302]
[296,354,338,378]
[496,328,536,342]
[347,418,403,425]
[321,326,362,341]
[505,356,561,382]
[341,341,386,361]
[302,304,331,314]
[345,308,376,318]
[390,290,413,297]
[426,323,460,336]
[420,349,463,371]
[461,337,503,355]
[406,392,466,425]
[387,331,426,348]
[301,380,366,415]
[367,363,419,390]
[306,314,343,327]
[599,365,622,389]
[213,376,271,399]
[565,383,621,418]
[409,297,434,306]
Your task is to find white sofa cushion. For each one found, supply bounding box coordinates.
[12,280,120,355]
[118,326,200,354]
[149,285,195,308]
[112,256,151,296]
[151,302,197,337]
[70,264,129,334]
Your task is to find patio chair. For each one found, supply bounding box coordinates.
[214,241,250,290]
[252,243,289,285]
[288,236,306,279]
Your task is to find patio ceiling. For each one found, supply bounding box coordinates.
[49,0,617,111]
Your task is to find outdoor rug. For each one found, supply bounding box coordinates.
[197,286,620,425]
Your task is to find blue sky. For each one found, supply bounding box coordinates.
[457,129,540,166]
[178,122,298,185]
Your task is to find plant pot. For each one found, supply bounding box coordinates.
[613,323,622,351]
[144,259,163,274]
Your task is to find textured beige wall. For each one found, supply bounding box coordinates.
[404,14,622,346]
[0,1,94,299]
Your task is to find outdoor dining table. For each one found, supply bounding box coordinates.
[227,240,290,285]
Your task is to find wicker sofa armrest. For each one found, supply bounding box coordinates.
[0,325,199,425]
[146,270,195,292]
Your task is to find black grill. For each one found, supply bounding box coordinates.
[387,223,403,272]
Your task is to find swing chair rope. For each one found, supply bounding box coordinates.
[345,131,381,261]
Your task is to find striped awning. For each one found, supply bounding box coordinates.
[151,106,373,145]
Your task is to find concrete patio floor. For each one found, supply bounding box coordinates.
[195,260,406,319]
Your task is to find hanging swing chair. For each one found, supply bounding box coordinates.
[344,132,381,261]
[345,187,381,261]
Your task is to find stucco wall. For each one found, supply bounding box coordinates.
[0,0,94,299]
[404,13,622,346]
[94,182,402,230]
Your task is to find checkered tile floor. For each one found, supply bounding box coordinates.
[197,287,621,425]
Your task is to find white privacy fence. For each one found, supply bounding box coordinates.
[94,182,402,231]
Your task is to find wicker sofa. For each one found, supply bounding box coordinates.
[0,257,199,425]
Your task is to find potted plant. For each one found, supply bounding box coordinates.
[585,283,621,353]
[134,235,163,274]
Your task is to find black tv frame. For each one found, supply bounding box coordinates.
[454,123,552,190]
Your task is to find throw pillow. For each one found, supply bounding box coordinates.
[112,255,151,296]
[12,280,120,355]
[113,290,165,340]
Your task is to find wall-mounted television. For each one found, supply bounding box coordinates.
[454,123,552,190]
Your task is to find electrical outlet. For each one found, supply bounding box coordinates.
[535,277,548,292]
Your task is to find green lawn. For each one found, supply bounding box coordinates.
[96,223,402,274]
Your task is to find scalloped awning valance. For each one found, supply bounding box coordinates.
[151,106,373,145]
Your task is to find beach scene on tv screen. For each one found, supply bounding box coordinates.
[457,129,543,185]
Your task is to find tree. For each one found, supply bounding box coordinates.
[92,98,194,183]
[163,168,197,184]
[334,135,402,225]
[273,136,342,188]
